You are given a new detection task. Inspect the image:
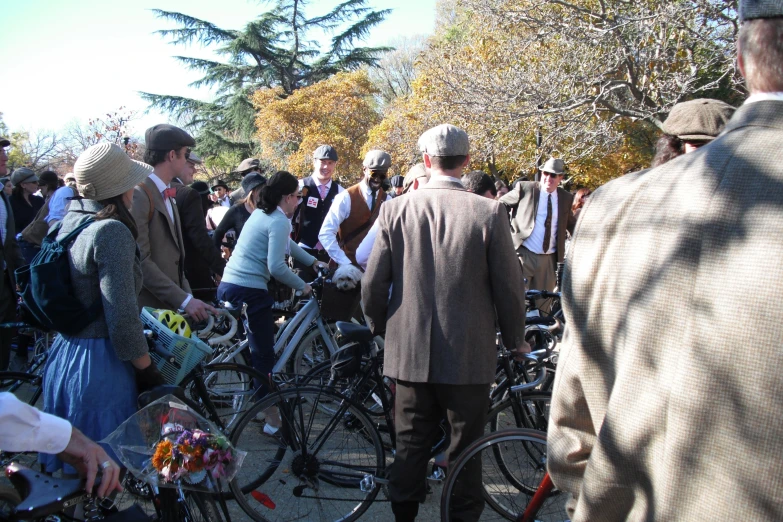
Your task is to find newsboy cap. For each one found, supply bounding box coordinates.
[363,150,392,170]
[313,145,338,161]
[11,167,38,186]
[145,124,195,151]
[418,124,470,157]
[236,157,260,173]
[540,158,566,175]
[739,0,783,20]
[187,151,203,165]
[402,163,430,193]
[662,99,736,141]
[0,137,9,148]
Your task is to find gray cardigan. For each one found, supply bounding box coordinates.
[56,199,148,362]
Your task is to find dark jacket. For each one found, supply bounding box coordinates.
[1,193,26,292]
[292,176,340,248]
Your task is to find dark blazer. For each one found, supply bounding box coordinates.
[499,182,576,263]
[362,177,527,385]
[1,193,26,291]
[548,100,783,521]
[131,177,191,310]
[172,180,225,290]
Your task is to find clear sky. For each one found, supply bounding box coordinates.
[0,0,436,137]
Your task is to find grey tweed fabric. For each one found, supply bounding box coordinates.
[740,0,783,20]
[56,199,148,362]
[548,100,783,520]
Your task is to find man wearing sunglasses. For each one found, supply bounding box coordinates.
[499,157,576,293]
[319,150,393,269]
[132,124,216,322]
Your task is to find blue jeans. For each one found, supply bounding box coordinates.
[217,282,275,395]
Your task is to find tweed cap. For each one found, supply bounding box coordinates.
[363,150,392,170]
[418,124,470,157]
[739,0,783,20]
[0,137,9,148]
[540,158,566,175]
[236,157,260,173]
[390,175,404,188]
[74,143,152,200]
[145,124,195,151]
[662,99,736,141]
[241,172,266,194]
[313,145,338,161]
[403,163,430,193]
[187,151,203,165]
[11,167,38,186]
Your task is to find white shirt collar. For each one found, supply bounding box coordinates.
[148,173,169,192]
[313,177,332,189]
[744,92,783,105]
[539,186,559,204]
[359,180,373,195]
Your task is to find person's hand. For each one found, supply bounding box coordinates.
[57,428,122,498]
[301,284,313,297]
[510,339,532,361]
[221,246,231,260]
[312,260,328,270]
[184,298,217,322]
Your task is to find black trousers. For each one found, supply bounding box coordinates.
[0,273,17,371]
[390,380,491,522]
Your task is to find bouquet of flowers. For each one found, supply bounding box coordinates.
[103,395,246,492]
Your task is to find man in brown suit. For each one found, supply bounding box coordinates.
[319,150,392,268]
[132,125,214,321]
[0,138,27,370]
[499,157,576,291]
[548,3,783,520]
[362,124,527,521]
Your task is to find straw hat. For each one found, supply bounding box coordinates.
[74,143,152,200]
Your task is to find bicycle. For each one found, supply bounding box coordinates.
[440,428,568,522]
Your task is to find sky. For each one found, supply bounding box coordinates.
[0,0,436,137]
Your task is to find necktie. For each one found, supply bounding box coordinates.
[370,189,377,212]
[542,194,552,253]
[318,184,328,199]
[163,187,177,200]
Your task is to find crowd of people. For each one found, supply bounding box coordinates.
[1,1,783,520]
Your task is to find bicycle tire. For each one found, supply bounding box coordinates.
[440,429,566,522]
[0,484,21,520]
[0,371,43,407]
[229,386,384,522]
[487,393,552,433]
[286,322,340,376]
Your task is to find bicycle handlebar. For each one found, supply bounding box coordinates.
[508,349,547,393]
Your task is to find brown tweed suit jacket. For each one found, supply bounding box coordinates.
[548,100,783,521]
[131,177,191,311]
[362,176,526,385]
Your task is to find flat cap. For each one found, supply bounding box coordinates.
[241,172,266,194]
[390,175,404,188]
[11,167,38,186]
[403,163,430,193]
[237,157,260,173]
[0,137,9,148]
[418,124,470,157]
[187,151,203,165]
[145,124,195,151]
[739,0,783,20]
[313,145,338,161]
[540,158,566,175]
[363,150,392,170]
[662,98,736,141]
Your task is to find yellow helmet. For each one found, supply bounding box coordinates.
[155,310,192,338]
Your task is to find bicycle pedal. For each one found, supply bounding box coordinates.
[427,467,446,483]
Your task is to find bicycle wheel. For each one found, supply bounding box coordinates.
[440,429,567,522]
[0,371,44,407]
[0,485,21,520]
[487,393,552,433]
[229,386,384,522]
[179,363,265,432]
[287,323,339,376]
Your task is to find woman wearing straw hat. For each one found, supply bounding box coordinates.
[40,143,165,474]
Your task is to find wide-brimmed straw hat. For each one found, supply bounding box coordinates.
[74,143,152,200]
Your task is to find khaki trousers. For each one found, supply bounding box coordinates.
[517,246,556,292]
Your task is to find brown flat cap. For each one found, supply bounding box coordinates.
[662,99,736,141]
[236,157,260,173]
[403,163,430,193]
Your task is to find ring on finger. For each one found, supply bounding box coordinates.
[100,460,112,470]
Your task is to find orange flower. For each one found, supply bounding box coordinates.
[152,440,174,471]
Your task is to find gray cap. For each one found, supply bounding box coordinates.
[313,145,338,161]
[187,151,203,165]
[662,98,736,141]
[363,150,392,170]
[11,167,39,186]
[540,158,566,175]
[418,124,470,157]
[241,172,266,194]
[739,0,783,20]
[0,137,9,148]
[237,157,260,173]
[403,163,430,192]
[145,124,195,151]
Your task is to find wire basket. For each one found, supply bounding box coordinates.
[141,307,213,385]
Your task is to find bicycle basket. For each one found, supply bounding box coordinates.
[141,307,213,385]
[319,280,362,322]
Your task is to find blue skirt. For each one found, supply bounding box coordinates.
[39,335,137,473]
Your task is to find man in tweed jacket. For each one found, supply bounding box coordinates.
[548,3,783,520]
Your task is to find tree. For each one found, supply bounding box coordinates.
[251,70,380,182]
[142,0,391,159]
[368,35,427,106]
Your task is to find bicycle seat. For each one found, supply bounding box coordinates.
[335,321,373,343]
[138,385,186,408]
[5,463,87,520]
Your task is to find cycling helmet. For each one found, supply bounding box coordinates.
[330,343,362,380]
[155,309,192,338]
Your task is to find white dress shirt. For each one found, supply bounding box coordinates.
[218,196,232,208]
[45,185,75,223]
[319,180,391,267]
[297,177,345,249]
[0,392,72,453]
[523,187,559,255]
[355,221,380,270]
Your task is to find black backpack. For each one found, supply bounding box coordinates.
[15,218,102,334]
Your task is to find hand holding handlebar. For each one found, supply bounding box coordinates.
[57,428,122,498]
[510,339,532,361]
